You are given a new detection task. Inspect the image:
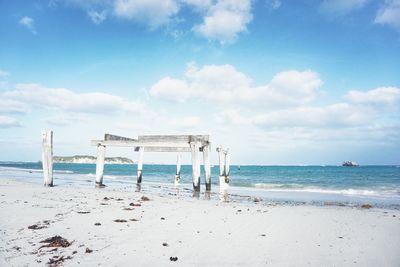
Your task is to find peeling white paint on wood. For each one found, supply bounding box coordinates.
[217,146,230,189]
[175,154,181,185]
[95,145,106,187]
[203,145,211,191]
[42,130,53,187]
[190,142,201,191]
[137,146,144,184]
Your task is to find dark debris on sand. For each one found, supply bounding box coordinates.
[77,211,90,214]
[85,247,93,253]
[361,204,373,209]
[129,203,141,207]
[39,236,72,249]
[141,196,150,201]
[28,220,50,230]
[169,256,178,262]
[114,219,127,223]
[47,255,72,267]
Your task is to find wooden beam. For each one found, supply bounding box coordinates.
[139,134,209,143]
[104,133,137,142]
[190,142,201,191]
[95,145,106,187]
[137,147,144,184]
[42,130,53,187]
[135,147,193,152]
[91,140,202,148]
[203,145,211,191]
[175,154,181,185]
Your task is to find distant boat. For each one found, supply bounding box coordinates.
[342,161,359,167]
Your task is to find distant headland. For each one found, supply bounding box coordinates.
[53,155,134,164]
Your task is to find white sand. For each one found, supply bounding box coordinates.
[0,178,399,266]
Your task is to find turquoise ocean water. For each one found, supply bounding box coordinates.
[1,162,399,207]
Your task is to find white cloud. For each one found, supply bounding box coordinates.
[171,116,201,129]
[265,0,281,10]
[150,77,191,102]
[183,0,213,11]
[113,0,180,29]
[0,99,27,113]
[218,103,376,129]
[251,103,375,128]
[88,10,107,24]
[193,0,253,44]
[319,0,369,16]
[345,87,400,106]
[0,116,20,128]
[63,0,255,43]
[19,16,37,34]
[374,0,400,30]
[150,63,322,107]
[4,84,145,115]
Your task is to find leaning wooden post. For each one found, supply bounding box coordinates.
[137,146,144,184]
[203,145,211,191]
[95,145,106,187]
[42,130,53,187]
[175,154,181,185]
[190,142,201,191]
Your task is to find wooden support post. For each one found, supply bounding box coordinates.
[217,147,229,189]
[137,146,144,184]
[42,130,53,187]
[203,145,211,191]
[225,151,230,184]
[95,145,106,187]
[175,154,181,185]
[190,142,201,192]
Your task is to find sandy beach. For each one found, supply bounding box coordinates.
[0,178,399,266]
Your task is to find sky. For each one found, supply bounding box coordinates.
[0,0,399,165]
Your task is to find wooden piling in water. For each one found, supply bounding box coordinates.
[190,142,201,191]
[217,147,229,189]
[42,130,53,187]
[95,145,106,187]
[175,154,181,185]
[203,145,211,191]
[137,146,144,184]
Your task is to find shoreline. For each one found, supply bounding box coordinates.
[1,165,399,209]
[1,178,400,266]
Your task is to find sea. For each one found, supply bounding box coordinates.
[1,162,399,208]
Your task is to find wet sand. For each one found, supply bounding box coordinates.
[0,178,399,266]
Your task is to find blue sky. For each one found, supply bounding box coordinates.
[0,0,399,165]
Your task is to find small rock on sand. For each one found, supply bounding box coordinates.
[85,248,93,253]
[141,196,150,201]
[169,256,178,262]
[254,197,262,203]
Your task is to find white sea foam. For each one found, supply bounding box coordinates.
[253,183,399,197]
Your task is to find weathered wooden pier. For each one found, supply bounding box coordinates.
[41,131,230,191]
[91,134,230,191]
